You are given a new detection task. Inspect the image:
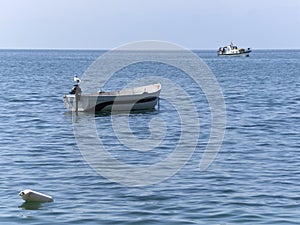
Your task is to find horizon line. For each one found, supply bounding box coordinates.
[0,47,299,51]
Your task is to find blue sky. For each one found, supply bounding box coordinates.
[0,0,299,49]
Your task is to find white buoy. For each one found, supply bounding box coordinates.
[19,189,54,203]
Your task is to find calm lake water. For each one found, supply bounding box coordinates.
[0,49,299,224]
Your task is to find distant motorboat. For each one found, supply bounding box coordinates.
[218,42,251,57]
[63,81,161,112]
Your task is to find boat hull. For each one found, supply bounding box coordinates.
[63,84,161,112]
[218,51,251,57]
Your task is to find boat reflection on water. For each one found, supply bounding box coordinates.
[19,201,42,210]
[94,108,157,117]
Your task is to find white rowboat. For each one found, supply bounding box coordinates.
[19,189,54,203]
[63,83,161,112]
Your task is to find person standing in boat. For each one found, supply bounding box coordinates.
[69,75,82,95]
[218,47,222,54]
